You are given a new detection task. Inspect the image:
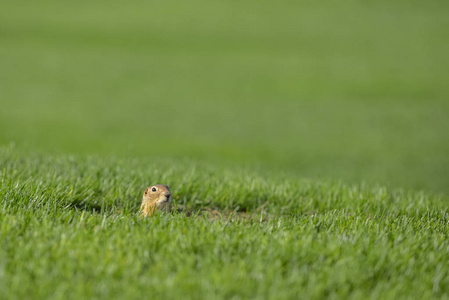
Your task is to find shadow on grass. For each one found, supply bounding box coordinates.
[64,194,140,215]
[64,195,270,221]
[174,205,270,222]
[65,198,106,214]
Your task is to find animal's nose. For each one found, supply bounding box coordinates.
[164,192,171,199]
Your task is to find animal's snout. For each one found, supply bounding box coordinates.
[164,192,171,199]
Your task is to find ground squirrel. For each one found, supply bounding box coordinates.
[140,184,172,217]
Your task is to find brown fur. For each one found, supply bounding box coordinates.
[140,184,172,217]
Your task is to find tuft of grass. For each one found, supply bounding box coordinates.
[1,147,448,299]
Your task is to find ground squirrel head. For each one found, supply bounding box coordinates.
[140,184,172,216]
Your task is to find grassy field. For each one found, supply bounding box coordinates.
[1,147,449,299]
[1,0,449,192]
[1,0,449,299]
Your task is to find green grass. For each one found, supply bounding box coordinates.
[1,147,449,299]
[1,0,449,193]
[1,0,449,298]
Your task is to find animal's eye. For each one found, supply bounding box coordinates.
[152,187,157,192]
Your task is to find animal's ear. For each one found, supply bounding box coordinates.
[144,187,149,196]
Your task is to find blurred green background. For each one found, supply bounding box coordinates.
[1,0,448,193]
